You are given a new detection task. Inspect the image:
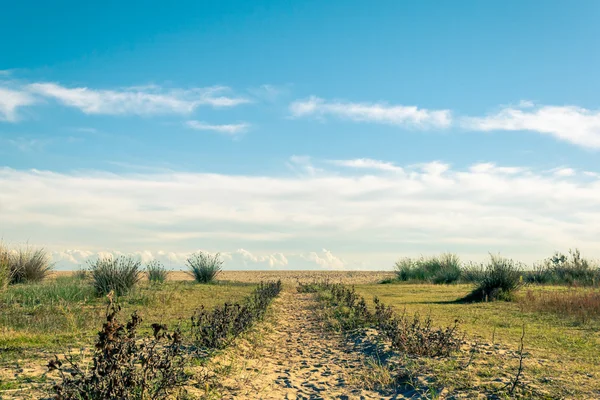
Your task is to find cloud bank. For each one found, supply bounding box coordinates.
[2,160,600,269]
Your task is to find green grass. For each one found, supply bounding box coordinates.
[355,283,600,397]
[0,277,256,357]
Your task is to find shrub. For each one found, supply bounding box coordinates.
[49,302,187,399]
[546,249,598,286]
[310,281,460,357]
[9,246,54,284]
[186,252,222,284]
[463,255,523,302]
[191,280,281,350]
[373,297,460,357]
[88,256,142,296]
[460,262,485,283]
[394,253,462,284]
[146,260,168,284]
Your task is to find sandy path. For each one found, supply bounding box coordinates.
[215,289,405,399]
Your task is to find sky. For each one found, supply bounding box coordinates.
[1,0,600,270]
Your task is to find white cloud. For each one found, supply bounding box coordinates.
[2,137,49,152]
[0,87,36,121]
[248,84,289,102]
[462,102,600,149]
[552,167,576,177]
[302,249,345,269]
[2,160,600,269]
[186,120,250,135]
[330,158,403,173]
[27,82,250,115]
[290,96,452,128]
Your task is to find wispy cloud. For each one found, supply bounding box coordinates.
[462,102,600,149]
[329,158,403,173]
[26,82,250,116]
[186,120,250,135]
[1,137,50,152]
[290,96,452,128]
[0,87,36,122]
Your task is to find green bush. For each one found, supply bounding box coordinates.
[394,253,462,284]
[9,246,54,284]
[146,260,168,284]
[186,252,222,284]
[523,250,600,286]
[464,255,523,302]
[460,262,486,283]
[88,256,142,296]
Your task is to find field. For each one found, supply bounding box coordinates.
[1,269,599,399]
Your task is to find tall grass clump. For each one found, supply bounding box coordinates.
[146,260,168,284]
[186,251,222,284]
[463,255,523,302]
[394,253,462,284]
[0,243,10,290]
[525,249,600,286]
[88,256,142,296]
[9,246,54,284]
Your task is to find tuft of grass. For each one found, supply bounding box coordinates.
[463,255,523,302]
[395,253,462,284]
[88,256,142,296]
[0,243,10,290]
[8,246,54,284]
[186,252,222,284]
[146,260,168,284]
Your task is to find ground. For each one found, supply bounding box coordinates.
[1,271,599,398]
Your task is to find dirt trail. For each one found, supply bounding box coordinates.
[214,289,408,399]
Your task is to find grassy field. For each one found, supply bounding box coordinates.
[0,275,256,396]
[354,283,600,398]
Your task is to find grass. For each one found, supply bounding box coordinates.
[519,287,600,324]
[186,251,223,283]
[395,253,462,284]
[0,278,256,360]
[463,255,523,301]
[146,260,168,283]
[354,283,600,397]
[8,246,54,284]
[0,243,10,290]
[89,255,142,296]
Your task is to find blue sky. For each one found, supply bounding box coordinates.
[1,1,600,269]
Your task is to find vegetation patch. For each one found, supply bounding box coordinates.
[394,253,462,284]
[186,251,223,284]
[49,302,187,400]
[462,255,523,302]
[191,280,282,350]
[88,256,142,296]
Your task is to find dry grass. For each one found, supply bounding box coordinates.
[354,283,600,398]
[519,287,600,324]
